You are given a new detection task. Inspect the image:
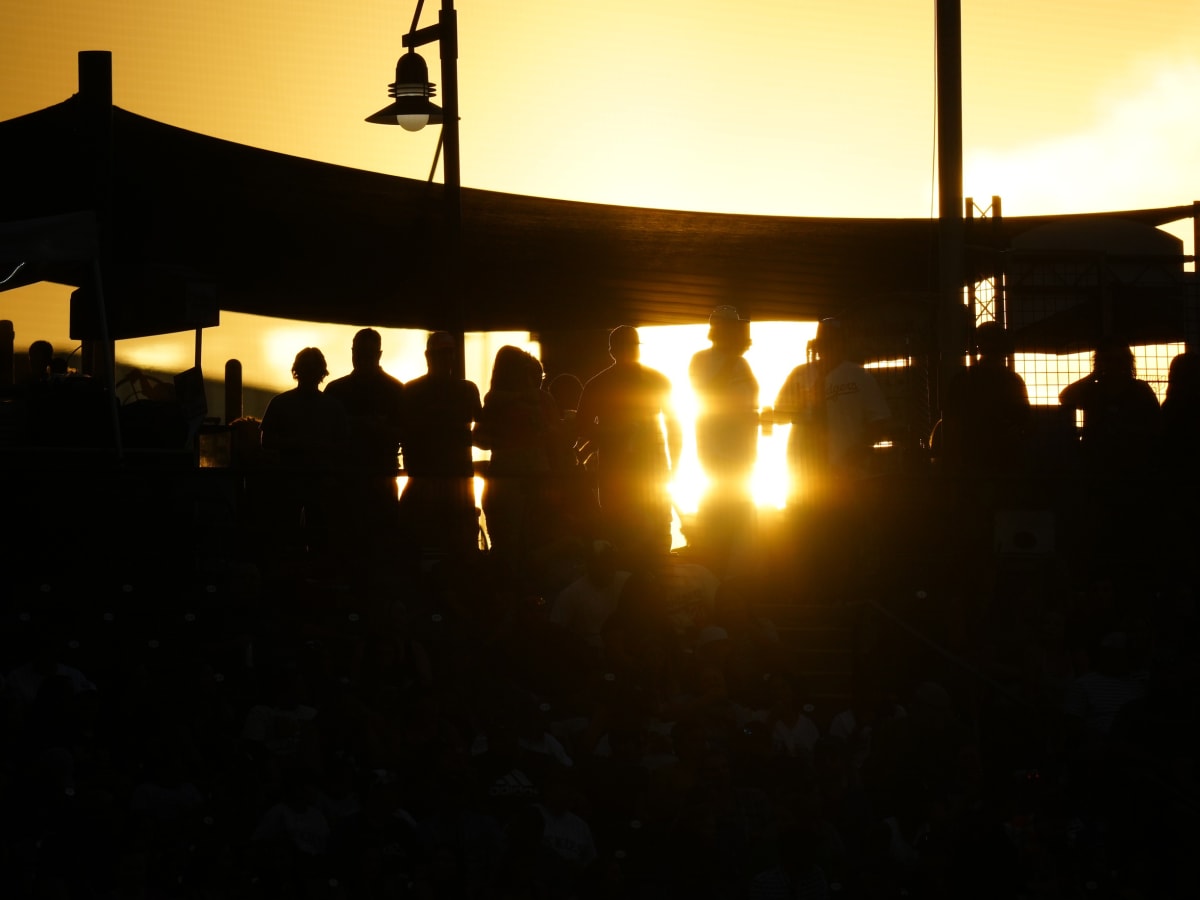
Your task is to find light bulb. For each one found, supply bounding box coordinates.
[396,113,429,132]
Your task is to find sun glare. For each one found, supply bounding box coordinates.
[107,315,816,549]
[636,321,819,518]
[111,317,818,531]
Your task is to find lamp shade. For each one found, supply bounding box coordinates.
[365,50,443,129]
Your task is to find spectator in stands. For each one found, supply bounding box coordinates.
[1058,337,1160,476]
[689,306,760,573]
[743,821,834,900]
[1157,350,1200,582]
[764,673,820,759]
[828,671,907,773]
[322,327,405,561]
[1061,630,1147,754]
[791,317,892,488]
[5,627,98,712]
[860,680,970,827]
[248,769,335,889]
[548,539,631,658]
[1058,339,1161,573]
[778,317,891,596]
[533,768,598,873]
[398,331,483,560]
[937,321,1034,584]
[259,347,349,558]
[575,325,682,562]
[690,306,760,496]
[773,337,822,510]
[940,321,1031,476]
[476,345,559,571]
[1158,348,1200,487]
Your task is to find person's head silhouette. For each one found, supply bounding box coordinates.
[972,321,1012,366]
[425,331,457,378]
[291,347,328,389]
[707,306,750,354]
[350,328,383,372]
[1093,338,1136,382]
[814,317,849,365]
[608,325,640,363]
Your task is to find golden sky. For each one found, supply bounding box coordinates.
[5,1,1198,216]
[3,0,1198,393]
[4,1,1198,527]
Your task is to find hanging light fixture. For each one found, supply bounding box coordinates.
[366,49,443,131]
[363,0,465,379]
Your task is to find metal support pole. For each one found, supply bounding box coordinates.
[935,0,965,419]
[439,1,465,381]
[79,50,122,456]
[440,1,461,239]
[394,2,465,379]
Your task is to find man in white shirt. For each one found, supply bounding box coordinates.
[775,318,891,593]
[776,319,891,496]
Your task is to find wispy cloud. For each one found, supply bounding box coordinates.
[966,61,1200,217]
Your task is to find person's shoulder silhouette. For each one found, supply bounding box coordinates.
[941,321,1030,473]
[260,347,348,466]
[323,328,404,473]
[1059,338,1159,471]
[400,331,481,478]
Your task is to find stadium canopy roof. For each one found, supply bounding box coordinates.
[1,92,1194,343]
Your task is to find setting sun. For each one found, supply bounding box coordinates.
[635,321,818,519]
[3,2,1196,555]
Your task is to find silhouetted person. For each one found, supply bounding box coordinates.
[776,317,890,592]
[940,321,1031,477]
[323,328,405,560]
[932,322,1034,591]
[1158,349,1200,474]
[1059,338,1159,476]
[398,331,483,560]
[548,538,631,658]
[773,338,821,512]
[689,306,760,572]
[259,347,349,557]
[796,317,891,489]
[476,345,559,569]
[25,340,53,384]
[575,325,682,560]
[1058,339,1160,575]
[1155,350,1200,581]
[689,306,759,496]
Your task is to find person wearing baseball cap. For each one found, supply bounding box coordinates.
[688,306,759,574]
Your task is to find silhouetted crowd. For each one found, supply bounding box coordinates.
[2,320,1199,898]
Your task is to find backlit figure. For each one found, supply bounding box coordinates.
[398,331,484,561]
[575,325,682,561]
[688,306,759,572]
